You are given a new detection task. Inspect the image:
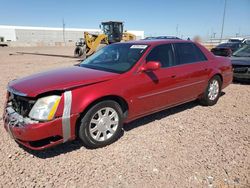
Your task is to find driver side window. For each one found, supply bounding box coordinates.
[146,44,175,67]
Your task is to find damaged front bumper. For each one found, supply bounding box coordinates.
[3,106,78,150]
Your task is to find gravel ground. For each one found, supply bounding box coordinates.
[0,46,249,188]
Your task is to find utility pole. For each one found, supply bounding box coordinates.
[62,18,66,46]
[176,24,179,37]
[220,0,227,42]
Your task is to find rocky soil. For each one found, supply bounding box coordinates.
[0,46,249,187]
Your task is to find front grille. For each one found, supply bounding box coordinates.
[232,64,249,74]
[8,92,36,117]
[232,64,249,69]
[234,68,248,73]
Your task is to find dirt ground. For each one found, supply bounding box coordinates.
[0,46,249,188]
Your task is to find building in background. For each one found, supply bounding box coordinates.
[0,25,144,46]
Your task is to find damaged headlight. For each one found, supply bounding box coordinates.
[29,95,61,121]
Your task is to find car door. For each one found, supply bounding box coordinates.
[126,43,180,118]
[126,42,210,119]
[169,42,209,104]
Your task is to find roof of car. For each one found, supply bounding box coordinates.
[123,39,191,45]
[143,36,181,40]
[222,41,241,44]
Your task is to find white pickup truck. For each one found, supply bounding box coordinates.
[228,37,248,44]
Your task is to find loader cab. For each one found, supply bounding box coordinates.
[101,21,124,43]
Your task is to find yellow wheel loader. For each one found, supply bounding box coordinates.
[74,21,136,58]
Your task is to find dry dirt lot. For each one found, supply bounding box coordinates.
[0,46,249,188]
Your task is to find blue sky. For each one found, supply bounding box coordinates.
[0,0,249,39]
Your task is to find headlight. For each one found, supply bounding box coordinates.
[29,95,61,121]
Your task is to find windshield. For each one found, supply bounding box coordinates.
[102,24,112,35]
[233,45,250,57]
[80,43,148,73]
[228,39,242,43]
[102,23,122,35]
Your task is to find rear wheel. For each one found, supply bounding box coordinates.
[199,75,222,106]
[78,100,124,149]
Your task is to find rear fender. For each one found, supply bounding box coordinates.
[208,69,223,82]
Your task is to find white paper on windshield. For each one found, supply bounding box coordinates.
[130,45,148,49]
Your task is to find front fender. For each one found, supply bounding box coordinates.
[70,81,128,116]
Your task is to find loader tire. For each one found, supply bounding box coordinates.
[74,46,86,59]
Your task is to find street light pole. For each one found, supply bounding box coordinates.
[220,0,227,42]
[62,18,66,46]
[176,24,179,37]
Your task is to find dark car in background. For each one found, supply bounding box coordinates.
[211,42,244,57]
[231,45,250,81]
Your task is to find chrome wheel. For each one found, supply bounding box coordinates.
[208,80,219,101]
[89,107,119,142]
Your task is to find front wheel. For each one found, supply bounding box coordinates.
[78,100,124,149]
[199,75,222,106]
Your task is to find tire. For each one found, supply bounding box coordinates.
[199,75,222,106]
[78,100,124,149]
[74,46,86,58]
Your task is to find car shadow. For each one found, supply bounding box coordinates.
[21,93,227,159]
[123,100,198,132]
[18,140,83,159]
[124,91,225,132]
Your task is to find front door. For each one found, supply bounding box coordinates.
[127,44,179,118]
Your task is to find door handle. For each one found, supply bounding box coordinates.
[170,75,176,78]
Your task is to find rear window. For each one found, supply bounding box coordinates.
[174,43,207,65]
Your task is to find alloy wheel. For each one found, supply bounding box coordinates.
[89,107,119,142]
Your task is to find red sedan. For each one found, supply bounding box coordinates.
[3,40,233,150]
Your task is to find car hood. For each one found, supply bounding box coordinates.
[8,66,119,97]
[230,56,250,66]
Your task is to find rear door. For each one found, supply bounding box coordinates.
[169,42,209,103]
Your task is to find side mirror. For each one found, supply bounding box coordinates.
[139,61,161,72]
